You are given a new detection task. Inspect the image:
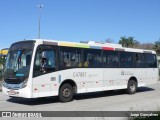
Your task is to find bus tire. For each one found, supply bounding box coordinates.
[127,80,137,94]
[59,83,73,102]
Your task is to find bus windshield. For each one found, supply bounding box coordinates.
[4,41,34,83]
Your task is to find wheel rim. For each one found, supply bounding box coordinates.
[130,83,135,91]
[62,88,71,98]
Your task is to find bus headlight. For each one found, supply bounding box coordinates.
[22,79,28,88]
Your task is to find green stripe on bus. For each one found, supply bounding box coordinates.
[75,44,90,48]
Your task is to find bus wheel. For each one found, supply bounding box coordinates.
[127,80,137,94]
[59,83,73,102]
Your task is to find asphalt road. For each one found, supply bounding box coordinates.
[0,82,160,120]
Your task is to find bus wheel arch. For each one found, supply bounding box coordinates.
[127,77,138,94]
[58,79,77,102]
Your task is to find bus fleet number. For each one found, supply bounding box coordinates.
[73,72,86,77]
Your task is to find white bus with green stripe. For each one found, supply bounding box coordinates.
[2,39,159,102]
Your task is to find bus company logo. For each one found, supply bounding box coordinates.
[2,112,11,117]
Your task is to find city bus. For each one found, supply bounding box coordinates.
[2,39,159,102]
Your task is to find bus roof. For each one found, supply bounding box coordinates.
[29,39,156,54]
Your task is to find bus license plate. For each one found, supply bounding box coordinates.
[8,90,18,95]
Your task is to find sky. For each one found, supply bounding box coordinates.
[0,0,160,49]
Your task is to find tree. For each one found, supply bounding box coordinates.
[119,36,128,47]
[119,36,139,48]
[128,37,139,48]
[154,39,160,55]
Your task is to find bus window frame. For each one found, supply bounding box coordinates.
[33,45,58,78]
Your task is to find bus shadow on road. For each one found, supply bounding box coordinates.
[7,87,154,105]
[7,96,59,105]
[136,87,155,93]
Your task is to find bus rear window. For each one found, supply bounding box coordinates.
[145,54,157,68]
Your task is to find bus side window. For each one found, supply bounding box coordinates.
[33,47,56,77]
[83,49,102,68]
[145,54,157,68]
[103,51,119,68]
[59,47,82,69]
[120,52,133,68]
[134,53,145,68]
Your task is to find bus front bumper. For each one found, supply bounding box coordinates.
[2,86,32,98]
